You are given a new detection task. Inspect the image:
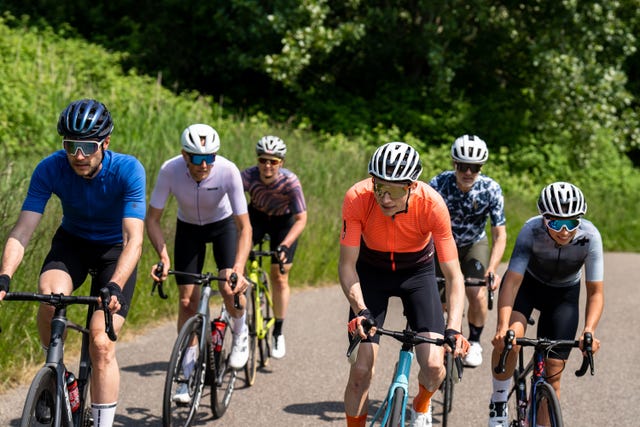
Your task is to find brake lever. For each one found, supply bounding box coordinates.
[151,262,168,299]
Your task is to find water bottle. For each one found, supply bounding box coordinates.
[65,371,80,413]
[211,319,226,352]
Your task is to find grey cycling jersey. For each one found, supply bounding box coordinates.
[429,171,505,246]
[149,154,248,225]
[507,216,604,287]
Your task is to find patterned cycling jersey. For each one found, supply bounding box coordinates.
[241,166,307,216]
[429,171,505,246]
[149,154,248,225]
[507,216,604,287]
[340,179,458,271]
[21,150,146,245]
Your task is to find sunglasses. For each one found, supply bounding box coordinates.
[545,217,581,232]
[188,153,216,165]
[258,157,282,166]
[62,139,104,157]
[455,163,482,173]
[373,181,409,199]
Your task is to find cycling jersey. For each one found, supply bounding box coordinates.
[429,171,505,246]
[22,150,146,245]
[507,216,604,287]
[340,178,457,271]
[241,166,307,216]
[149,154,248,225]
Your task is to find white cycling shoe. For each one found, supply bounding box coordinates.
[229,328,249,369]
[409,404,432,427]
[271,335,286,359]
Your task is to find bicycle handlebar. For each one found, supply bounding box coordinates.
[2,291,117,341]
[494,329,595,377]
[151,264,241,309]
[151,262,168,299]
[437,272,495,309]
[250,250,286,275]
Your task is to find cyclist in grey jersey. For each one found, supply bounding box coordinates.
[488,182,603,427]
[430,135,507,368]
[147,124,252,395]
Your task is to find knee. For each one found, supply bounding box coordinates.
[90,334,116,366]
[347,364,374,394]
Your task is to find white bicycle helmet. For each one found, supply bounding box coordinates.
[368,142,423,183]
[451,134,489,164]
[180,124,220,154]
[537,182,587,218]
[256,135,287,158]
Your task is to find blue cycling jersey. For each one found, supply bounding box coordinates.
[21,150,146,244]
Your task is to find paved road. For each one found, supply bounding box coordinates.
[1,252,638,426]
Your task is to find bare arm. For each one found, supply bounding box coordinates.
[439,258,465,332]
[494,270,523,334]
[583,279,604,353]
[109,217,144,288]
[279,211,307,250]
[338,245,367,315]
[145,206,170,278]
[232,212,253,275]
[487,224,507,287]
[0,211,42,278]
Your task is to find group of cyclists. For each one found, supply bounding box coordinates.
[0,98,603,427]
[340,139,603,427]
[0,98,307,427]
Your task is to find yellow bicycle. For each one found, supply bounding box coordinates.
[244,236,285,386]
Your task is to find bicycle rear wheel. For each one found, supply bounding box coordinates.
[532,382,563,427]
[258,272,273,367]
[211,316,236,418]
[162,316,206,427]
[244,283,258,386]
[385,387,406,427]
[20,366,58,427]
[441,352,455,427]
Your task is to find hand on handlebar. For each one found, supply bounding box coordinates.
[99,282,126,314]
[348,309,376,340]
[0,274,10,300]
[445,328,470,357]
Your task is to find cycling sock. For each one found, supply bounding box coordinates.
[346,413,367,427]
[413,383,436,413]
[91,402,117,427]
[182,345,197,377]
[468,322,484,342]
[491,377,511,402]
[232,312,247,335]
[273,319,284,336]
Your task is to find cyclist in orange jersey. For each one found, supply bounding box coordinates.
[339,142,469,427]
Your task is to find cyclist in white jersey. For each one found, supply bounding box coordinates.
[146,124,252,403]
[487,182,604,427]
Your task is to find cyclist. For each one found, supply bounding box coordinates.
[429,134,506,367]
[340,142,469,427]
[146,124,252,402]
[241,135,307,359]
[0,99,146,427]
[487,182,603,427]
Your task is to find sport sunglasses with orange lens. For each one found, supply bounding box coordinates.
[258,157,282,165]
[62,139,104,156]
[373,181,409,199]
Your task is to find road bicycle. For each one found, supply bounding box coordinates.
[346,320,462,426]
[244,236,285,386]
[2,283,116,427]
[494,329,594,427]
[437,272,495,310]
[152,266,239,426]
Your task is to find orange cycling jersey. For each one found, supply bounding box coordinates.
[340,178,457,271]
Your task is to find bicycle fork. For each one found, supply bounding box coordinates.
[373,349,413,426]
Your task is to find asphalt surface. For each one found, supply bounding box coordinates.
[0,252,638,426]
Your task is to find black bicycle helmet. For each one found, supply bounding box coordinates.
[57,99,114,139]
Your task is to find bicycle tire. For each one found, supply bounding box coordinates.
[211,315,235,419]
[441,352,455,426]
[162,316,205,427]
[508,371,527,427]
[532,382,563,427]
[258,271,273,367]
[385,387,406,427]
[20,366,58,427]
[244,283,258,386]
[75,370,92,427]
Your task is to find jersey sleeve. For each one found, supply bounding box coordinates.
[425,189,458,262]
[489,181,507,227]
[227,165,249,215]
[288,174,307,214]
[21,158,54,214]
[149,161,173,210]
[340,185,364,247]
[584,225,604,282]
[122,158,147,219]
[506,223,534,275]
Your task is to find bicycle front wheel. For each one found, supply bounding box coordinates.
[20,366,58,427]
[441,352,455,426]
[162,316,206,427]
[244,283,258,387]
[385,387,406,427]
[532,382,563,427]
[211,316,236,419]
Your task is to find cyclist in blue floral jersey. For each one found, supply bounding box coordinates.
[429,135,506,368]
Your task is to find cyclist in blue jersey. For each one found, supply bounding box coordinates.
[241,135,307,359]
[0,99,146,427]
[487,182,603,427]
[147,124,252,402]
[430,135,507,367]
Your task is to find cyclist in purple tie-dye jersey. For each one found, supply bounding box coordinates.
[241,136,307,359]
